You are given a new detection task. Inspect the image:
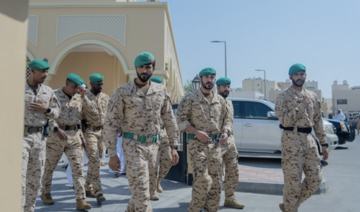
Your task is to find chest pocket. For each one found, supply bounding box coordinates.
[209,103,221,119]
[38,94,50,106]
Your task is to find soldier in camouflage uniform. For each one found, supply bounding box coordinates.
[41,73,92,211]
[82,73,109,203]
[177,67,232,212]
[150,76,173,194]
[216,77,245,209]
[103,52,179,212]
[275,63,329,212]
[23,59,60,212]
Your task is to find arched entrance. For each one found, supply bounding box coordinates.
[48,40,128,95]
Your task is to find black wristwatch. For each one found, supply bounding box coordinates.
[53,127,59,132]
[171,145,178,150]
[45,107,51,114]
[321,143,329,147]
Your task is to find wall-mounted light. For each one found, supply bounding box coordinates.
[165,63,168,70]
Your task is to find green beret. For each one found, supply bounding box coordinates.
[199,67,216,77]
[216,77,231,86]
[150,76,163,83]
[289,63,306,75]
[28,59,50,70]
[134,52,155,67]
[67,73,84,86]
[89,73,104,83]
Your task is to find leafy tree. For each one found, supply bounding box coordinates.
[184,79,194,95]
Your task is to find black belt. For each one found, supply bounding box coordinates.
[24,126,43,134]
[279,124,312,134]
[59,125,78,131]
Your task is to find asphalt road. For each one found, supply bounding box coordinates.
[35,133,360,212]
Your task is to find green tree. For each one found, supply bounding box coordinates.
[183,79,194,95]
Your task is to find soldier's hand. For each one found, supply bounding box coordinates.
[322,146,329,161]
[219,133,228,144]
[301,95,310,106]
[29,100,48,113]
[109,156,121,172]
[195,130,210,142]
[77,86,86,98]
[56,129,68,141]
[170,149,179,166]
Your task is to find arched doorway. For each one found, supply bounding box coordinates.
[49,41,127,96]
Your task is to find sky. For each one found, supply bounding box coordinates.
[165,0,360,98]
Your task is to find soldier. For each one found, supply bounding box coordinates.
[82,73,109,202]
[23,59,60,212]
[216,77,245,209]
[177,67,232,212]
[356,116,360,135]
[149,76,173,194]
[102,52,180,212]
[41,73,92,211]
[275,63,329,212]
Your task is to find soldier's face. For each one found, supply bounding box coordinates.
[217,85,230,98]
[91,82,103,93]
[65,81,77,96]
[290,71,306,87]
[136,64,155,83]
[32,69,48,83]
[200,75,216,90]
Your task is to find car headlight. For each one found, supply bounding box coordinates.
[340,123,346,131]
[324,125,335,135]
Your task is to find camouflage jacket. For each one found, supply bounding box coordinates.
[225,98,234,135]
[24,82,60,126]
[102,80,179,157]
[177,89,232,136]
[275,86,326,144]
[49,88,90,129]
[82,91,110,127]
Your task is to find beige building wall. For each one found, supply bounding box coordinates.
[27,0,184,101]
[50,52,127,96]
[242,78,279,99]
[0,0,29,210]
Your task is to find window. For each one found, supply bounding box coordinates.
[337,99,347,105]
[243,102,272,119]
[232,101,241,118]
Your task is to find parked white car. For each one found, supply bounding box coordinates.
[229,98,338,158]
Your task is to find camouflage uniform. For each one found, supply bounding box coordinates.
[157,127,173,179]
[42,89,90,201]
[357,118,360,135]
[275,86,326,212]
[220,99,239,201]
[177,90,232,212]
[102,80,178,212]
[23,83,60,212]
[82,91,109,196]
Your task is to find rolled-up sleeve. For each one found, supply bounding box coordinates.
[313,98,326,144]
[176,95,192,132]
[221,100,232,133]
[102,90,124,157]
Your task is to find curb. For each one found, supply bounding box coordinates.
[228,178,329,195]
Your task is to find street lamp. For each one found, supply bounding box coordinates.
[192,74,200,91]
[211,40,227,77]
[255,69,266,100]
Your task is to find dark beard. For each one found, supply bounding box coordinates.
[291,78,305,87]
[201,81,214,90]
[137,72,152,83]
[219,91,229,98]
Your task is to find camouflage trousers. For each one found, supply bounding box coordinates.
[188,139,222,212]
[281,131,322,212]
[157,144,172,179]
[220,136,239,200]
[98,138,105,161]
[22,131,46,212]
[84,131,103,196]
[123,137,159,212]
[42,130,86,200]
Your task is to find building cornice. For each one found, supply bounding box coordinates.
[29,2,167,8]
